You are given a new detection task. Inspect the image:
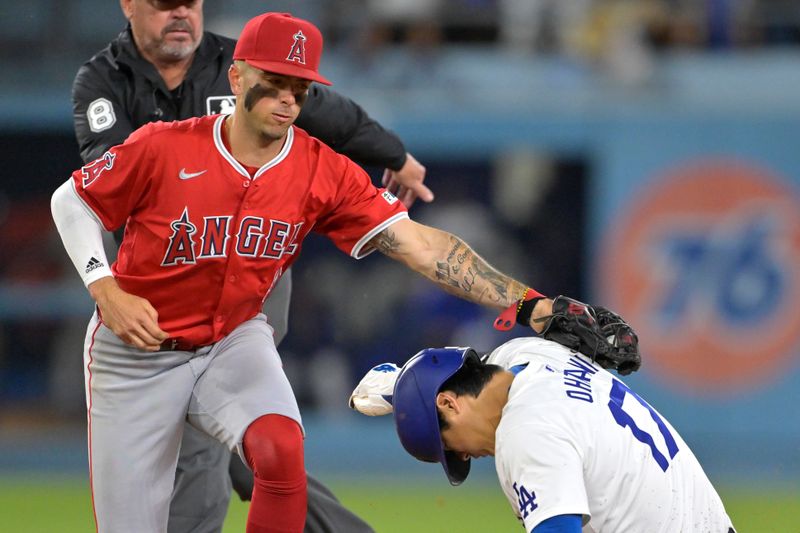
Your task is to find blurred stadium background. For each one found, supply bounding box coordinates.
[1,0,799,530]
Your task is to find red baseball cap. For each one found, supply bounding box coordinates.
[233,12,332,86]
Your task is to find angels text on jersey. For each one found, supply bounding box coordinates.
[162,207,304,266]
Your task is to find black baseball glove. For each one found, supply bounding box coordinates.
[537,296,641,375]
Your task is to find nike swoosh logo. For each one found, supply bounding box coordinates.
[179,168,207,180]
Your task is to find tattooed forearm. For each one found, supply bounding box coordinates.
[432,236,527,308]
[471,256,514,301]
[370,221,528,310]
[446,239,460,263]
[371,228,400,255]
[435,261,462,289]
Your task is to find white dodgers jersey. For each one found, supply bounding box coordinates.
[486,338,733,533]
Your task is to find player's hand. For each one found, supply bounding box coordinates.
[88,276,169,352]
[381,152,433,209]
[529,298,553,333]
[349,363,400,416]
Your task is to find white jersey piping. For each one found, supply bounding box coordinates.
[212,114,294,181]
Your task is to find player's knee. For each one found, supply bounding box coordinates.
[243,414,304,481]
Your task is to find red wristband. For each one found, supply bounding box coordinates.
[493,288,545,331]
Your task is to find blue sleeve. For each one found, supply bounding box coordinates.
[531,514,582,533]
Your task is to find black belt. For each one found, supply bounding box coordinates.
[158,339,205,352]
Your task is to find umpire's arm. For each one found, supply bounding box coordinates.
[297,85,407,170]
[368,219,552,331]
[298,86,432,208]
[72,63,135,163]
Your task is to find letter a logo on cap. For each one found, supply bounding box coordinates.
[286,30,307,64]
[234,13,332,85]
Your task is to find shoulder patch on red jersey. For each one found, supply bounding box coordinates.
[81,151,115,189]
[381,190,398,205]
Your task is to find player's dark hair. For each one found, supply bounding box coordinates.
[437,359,504,431]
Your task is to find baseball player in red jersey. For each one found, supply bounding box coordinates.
[52,12,558,533]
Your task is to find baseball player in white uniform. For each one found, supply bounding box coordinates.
[350,338,736,532]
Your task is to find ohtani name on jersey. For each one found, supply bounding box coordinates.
[563,356,598,403]
[162,207,303,266]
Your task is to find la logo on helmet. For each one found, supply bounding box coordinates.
[286,30,307,64]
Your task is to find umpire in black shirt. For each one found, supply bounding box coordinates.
[72,1,432,532]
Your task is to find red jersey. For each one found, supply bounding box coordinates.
[72,115,408,346]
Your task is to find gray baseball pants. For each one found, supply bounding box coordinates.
[166,271,374,533]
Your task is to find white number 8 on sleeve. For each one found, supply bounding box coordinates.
[87,98,116,133]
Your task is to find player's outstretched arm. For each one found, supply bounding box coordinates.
[368,219,552,332]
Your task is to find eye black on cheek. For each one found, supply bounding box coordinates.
[243,83,279,111]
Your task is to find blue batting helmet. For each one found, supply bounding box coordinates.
[392,347,480,485]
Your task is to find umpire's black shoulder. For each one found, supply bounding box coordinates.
[81,28,130,71]
[205,31,237,50]
[72,57,111,108]
[72,31,127,94]
[198,31,237,61]
[73,49,110,83]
